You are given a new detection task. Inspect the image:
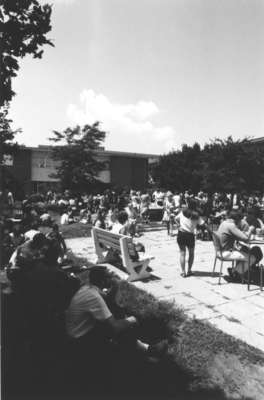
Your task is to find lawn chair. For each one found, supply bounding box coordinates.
[211,232,245,285]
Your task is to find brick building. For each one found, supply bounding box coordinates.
[4,145,159,195]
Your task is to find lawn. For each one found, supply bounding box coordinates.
[40,211,92,239]
[114,279,264,400]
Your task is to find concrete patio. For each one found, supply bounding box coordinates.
[66,227,264,353]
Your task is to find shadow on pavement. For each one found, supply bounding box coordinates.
[192,271,219,278]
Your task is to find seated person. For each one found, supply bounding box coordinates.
[24,221,40,241]
[105,207,119,230]
[124,203,139,237]
[46,224,67,264]
[111,210,130,235]
[79,207,92,224]
[93,210,106,229]
[2,225,14,267]
[9,233,47,268]
[110,211,145,263]
[242,207,264,234]
[8,233,50,289]
[216,210,263,279]
[60,210,69,225]
[39,209,52,226]
[10,224,25,248]
[65,266,168,361]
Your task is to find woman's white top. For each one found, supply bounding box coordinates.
[175,212,203,234]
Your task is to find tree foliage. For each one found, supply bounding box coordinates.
[49,123,107,192]
[0,105,21,193]
[1,0,53,105]
[0,105,20,156]
[152,137,264,193]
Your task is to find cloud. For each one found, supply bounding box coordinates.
[67,89,179,154]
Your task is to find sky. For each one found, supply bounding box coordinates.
[9,0,264,155]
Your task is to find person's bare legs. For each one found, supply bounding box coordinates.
[169,219,174,236]
[179,248,186,276]
[235,254,256,275]
[187,247,194,275]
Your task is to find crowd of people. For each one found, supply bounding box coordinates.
[2,186,264,397]
[2,187,264,275]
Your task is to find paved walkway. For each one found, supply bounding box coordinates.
[66,228,264,352]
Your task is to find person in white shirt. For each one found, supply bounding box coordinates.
[111,211,130,235]
[24,222,40,241]
[7,191,14,205]
[60,211,69,225]
[173,192,181,209]
[155,190,165,207]
[175,202,205,277]
[162,193,175,236]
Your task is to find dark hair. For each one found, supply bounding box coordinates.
[187,198,198,211]
[89,266,109,288]
[246,208,261,229]
[32,233,46,248]
[30,221,39,230]
[182,208,200,221]
[52,223,59,231]
[228,210,243,223]
[117,211,128,225]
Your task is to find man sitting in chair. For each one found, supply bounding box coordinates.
[216,210,263,280]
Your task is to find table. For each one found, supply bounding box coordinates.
[248,237,264,291]
[148,207,163,221]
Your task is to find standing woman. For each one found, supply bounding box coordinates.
[162,192,175,236]
[175,201,205,277]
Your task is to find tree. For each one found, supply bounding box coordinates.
[152,142,202,191]
[201,137,264,193]
[1,0,53,105]
[152,136,264,193]
[0,104,21,193]
[49,123,107,192]
[0,105,19,153]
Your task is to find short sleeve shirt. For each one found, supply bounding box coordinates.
[24,229,39,241]
[217,219,249,251]
[65,285,112,339]
[177,212,203,234]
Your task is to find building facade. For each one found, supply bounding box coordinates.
[4,145,159,194]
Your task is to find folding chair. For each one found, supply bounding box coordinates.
[212,232,245,285]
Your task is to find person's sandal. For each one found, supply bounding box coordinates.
[180,272,187,278]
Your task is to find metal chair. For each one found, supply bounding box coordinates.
[212,232,245,285]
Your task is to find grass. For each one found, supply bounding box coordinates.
[40,222,92,239]
[113,279,264,400]
[39,210,92,239]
